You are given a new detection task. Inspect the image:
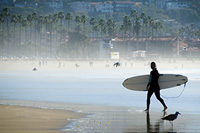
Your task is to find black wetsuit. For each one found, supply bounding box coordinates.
[147,69,167,110]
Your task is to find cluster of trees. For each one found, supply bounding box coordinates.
[0,7,199,59]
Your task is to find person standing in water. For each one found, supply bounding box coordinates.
[145,62,167,112]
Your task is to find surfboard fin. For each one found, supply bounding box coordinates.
[182,79,187,81]
[184,82,187,88]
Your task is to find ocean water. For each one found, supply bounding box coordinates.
[0,67,200,114]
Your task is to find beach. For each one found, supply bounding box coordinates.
[0,59,200,132]
[1,100,200,133]
[0,104,84,133]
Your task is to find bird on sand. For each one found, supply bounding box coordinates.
[162,112,181,126]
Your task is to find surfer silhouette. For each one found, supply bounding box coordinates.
[145,62,167,112]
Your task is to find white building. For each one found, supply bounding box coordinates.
[113,1,134,12]
[44,0,63,9]
[100,39,114,59]
[70,2,92,13]
[71,2,113,13]
[95,2,113,13]
[166,0,191,10]
[155,0,170,9]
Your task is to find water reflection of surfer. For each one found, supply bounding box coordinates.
[145,62,167,112]
[146,112,167,132]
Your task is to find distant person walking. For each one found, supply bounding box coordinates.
[113,62,120,67]
[145,62,167,112]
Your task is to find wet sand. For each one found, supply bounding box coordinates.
[0,105,84,133]
[1,100,200,133]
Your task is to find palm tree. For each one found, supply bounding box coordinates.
[11,15,18,56]
[102,26,107,36]
[140,14,150,51]
[130,10,138,37]
[98,19,105,38]
[27,14,33,43]
[75,15,81,32]
[131,10,137,20]
[0,13,5,56]
[143,16,149,38]
[140,13,146,37]
[31,12,37,57]
[154,21,162,36]
[119,24,125,37]
[89,17,96,38]
[134,16,142,50]
[188,24,195,38]
[22,19,29,56]
[194,29,200,38]
[81,15,87,34]
[2,8,10,56]
[106,19,115,38]
[44,15,50,57]
[52,13,58,52]
[37,15,44,56]
[48,15,54,58]
[148,16,154,37]
[123,16,132,37]
[65,12,73,32]
[178,27,185,38]
[17,15,23,56]
[58,12,65,25]
[93,24,100,37]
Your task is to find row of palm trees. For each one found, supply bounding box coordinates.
[0,8,199,58]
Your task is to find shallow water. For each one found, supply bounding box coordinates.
[1,99,199,133]
[0,67,200,114]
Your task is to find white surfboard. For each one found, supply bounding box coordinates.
[123,74,188,91]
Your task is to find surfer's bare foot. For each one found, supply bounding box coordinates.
[163,107,168,112]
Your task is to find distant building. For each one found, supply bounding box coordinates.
[95,2,113,13]
[44,0,63,10]
[154,0,191,10]
[14,1,25,8]
[166,0,191,10]
[112,36,188,58]
[90,2,101,12]
[113,1,134,13]
[0,0,12,6]
[155,0,170,9]
[13,0,38,8]
[70,2,113,13]
[100,38,114,58]
[70,2,91,13]
[70,1,138,14]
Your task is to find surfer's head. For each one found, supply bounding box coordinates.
[151,62,156,69]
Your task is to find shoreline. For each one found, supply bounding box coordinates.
[1,100,200,132]
[0,104,85,133]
